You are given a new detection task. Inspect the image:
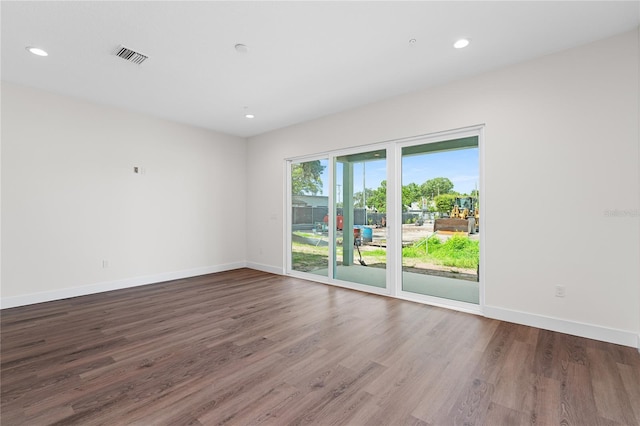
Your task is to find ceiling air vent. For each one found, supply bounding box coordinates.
[114,45,148,65]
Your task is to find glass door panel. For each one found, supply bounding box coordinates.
[401,137,479,304]
[290,159,329,276]
[333,149,387,288]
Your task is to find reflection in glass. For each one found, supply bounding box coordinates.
[291,159,329,276]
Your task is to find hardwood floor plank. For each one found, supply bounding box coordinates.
[2,268,639,425]
[484,401,530,424]
[588,346,639,425]
[245,362,381,426]
[203,381,303,426]
[410,349,485,423]
[470,321,519,384]
[490,340,536,412]
[533,329,561,380]
[618,363,640,423]
[449,377,494,426]
[528,374,562,425]
[560,362,600,426]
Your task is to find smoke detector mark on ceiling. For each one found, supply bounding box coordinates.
[114,45,148,65]
[235,44,249,54]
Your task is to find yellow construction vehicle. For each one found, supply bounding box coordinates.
[433,197,479,234]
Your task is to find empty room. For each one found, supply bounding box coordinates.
[1,1,639,425]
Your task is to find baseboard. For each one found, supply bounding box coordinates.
[245,262,284,275]
[1,262,247,309]
[5,267,637,351]
[239,268,640,350]
[484,305,639,349]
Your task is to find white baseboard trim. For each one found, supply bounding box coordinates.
[4,267,638,352]
[245,262,284,276]
[1,262,247,309]
[484,305,639,349]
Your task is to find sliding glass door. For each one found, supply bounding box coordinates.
[400,137,480,305]
[290,159,329,276]
[333,149,387,289]
[286,126,483,311]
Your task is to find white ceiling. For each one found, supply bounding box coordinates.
[2,1,638,138]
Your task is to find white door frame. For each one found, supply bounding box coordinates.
[285,124,485,315]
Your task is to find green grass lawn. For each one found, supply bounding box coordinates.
[403,235,479,269]
[292,234,479,272]
[291,241,332,272]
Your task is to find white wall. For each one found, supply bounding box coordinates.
[2,30,638,348]
[1,82,247,307]
[246,30,640,347]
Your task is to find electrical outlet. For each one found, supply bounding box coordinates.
[555,285,565,298]
[102,260,109,268]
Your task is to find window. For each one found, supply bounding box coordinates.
[286,126,483,313]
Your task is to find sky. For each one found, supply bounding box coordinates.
[319,148,479,199]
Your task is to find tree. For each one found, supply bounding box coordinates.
[420,177,454,199]
[291,161,326,195]
[402,182,421,210]
[368,180,387,213]
[434,193,458,214]
[353,188,375,208]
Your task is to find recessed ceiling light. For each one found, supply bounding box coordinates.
[409,38,417,45]
[453,39,470,49]
[26,46,48,56]
[243,106,254,118]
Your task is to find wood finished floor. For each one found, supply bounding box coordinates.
[2,269,639,425]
